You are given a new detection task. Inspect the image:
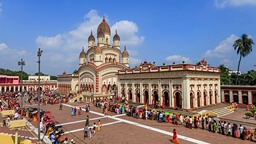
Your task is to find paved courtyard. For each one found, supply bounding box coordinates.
[26,102,255,144]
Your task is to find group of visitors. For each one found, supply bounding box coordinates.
[83,115,102,140]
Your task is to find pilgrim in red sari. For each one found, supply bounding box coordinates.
[172,129,180,144]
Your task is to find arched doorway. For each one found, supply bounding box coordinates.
[197,91,201,107]
[224,94,230,103]
[136,90,140,103]
[215,90,217,104]
[153,91,159,104]
[129,89,132,102]
[190,92,194,109]
[233,95,238,103]
[144,90,149,104]
[175,92,182,109]
[242,96,248,104]
[164,91,169,107]
[204,91,207,106]
[209,90,212,105]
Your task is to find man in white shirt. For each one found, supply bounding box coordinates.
[180,114,183,125]
[189,116,192,129]
[239,124,243,139]
[14,112,19,120]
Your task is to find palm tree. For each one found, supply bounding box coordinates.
[233,34,254,85]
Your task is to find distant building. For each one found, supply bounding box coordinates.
[0,75,19,84]
[28,75,50,81]
[228,70,242,76]
[117,59,221,110]
[0,75,56,93]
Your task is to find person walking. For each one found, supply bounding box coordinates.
[93,122,96,134]
[71,108,74,116]
[59,102,62,110]
[201,117,205,130]
[74,107,77,116]
[97,120,101,131]
[84,125,88,139]
[172,129,180,144]
[85,115,89,126]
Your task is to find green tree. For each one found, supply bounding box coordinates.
[233,34,254,85]
[73,70,78,74]
[219,64,231,85]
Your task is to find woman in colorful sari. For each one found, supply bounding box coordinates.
[166,114,170,123]
[196,118,200,129]
[213,121,218,133]
[172,129,180,144]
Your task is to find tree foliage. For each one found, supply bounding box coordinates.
[219,65,256,85]
[0,68,29,80]
[233,34,254,84]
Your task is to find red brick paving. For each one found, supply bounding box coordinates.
[2,101,255,144]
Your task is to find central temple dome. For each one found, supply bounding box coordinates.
[97,17,111,36]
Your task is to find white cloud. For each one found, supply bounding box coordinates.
[220,59,234,68]
[0,43,27,56]
[204,34,238,58]
[129,57,142,67]
[36,34,62,48]
[0,2,2,14]
[215,0,256,8]
[34,9,144,75]
[111,20,144,46]
[165,55,192,64]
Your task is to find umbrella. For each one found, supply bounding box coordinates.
[212,117,220,121]
[164,112,170,116]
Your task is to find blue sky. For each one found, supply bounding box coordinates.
[0,0,256,76]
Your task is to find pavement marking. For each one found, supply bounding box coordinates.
[111,113,126,117]
[62,103,210,144]
[25,119,52,143]
[63,120,122,134]
[56,116,105,126]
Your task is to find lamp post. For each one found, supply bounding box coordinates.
[37,48,43,144]
[18,58,25,118]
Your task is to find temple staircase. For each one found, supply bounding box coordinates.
[211,108,234,117]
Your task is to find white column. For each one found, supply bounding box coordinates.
[118,79,121,99]
[169,79,173,108]
[248,91,252,104]
[4,86,7,92]
[183,77,189,109]
[158,80,161,105]
[221,90,224,103]
[18,86,20,92]
[229,90,233,102]
[0,86,2,92]
[124,82,127,100]
[140,81,143,103]
[132,82,135,103]
[238,90,242,104]
[148,81,152,105]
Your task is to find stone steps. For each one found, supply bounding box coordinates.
[212,108,234,117]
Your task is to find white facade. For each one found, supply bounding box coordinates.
[28,75,51,81]
[117,60,221,110]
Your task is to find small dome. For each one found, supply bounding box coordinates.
[97,17,111,36]
[88,31,95,41]
[97,30,104,38]
[79,47,86,58]
[95,45,102,54]
[113,30,120,41]
[122,46,129,57]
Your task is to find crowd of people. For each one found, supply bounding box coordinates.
[92,97,256,142]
